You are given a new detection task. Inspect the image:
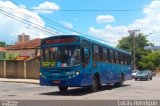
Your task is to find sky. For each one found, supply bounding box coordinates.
[0,0,160,46]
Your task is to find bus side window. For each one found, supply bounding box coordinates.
[115,51,119,64]
[107,49,111,62]
[99,46,103,61]
[92,44,100,61]
[124,54,127,64]
[124,55,127,65]
[82,48,90,64]
[119,53,123,64]
[122,54,125,64]
[113,51,116,63]
[110,49,114,63]
[102,48,108,62]
[127,55,131,65]
[81,40,90,67]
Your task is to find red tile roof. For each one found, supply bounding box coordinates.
[0,47,6,52]
[6,38,41,50]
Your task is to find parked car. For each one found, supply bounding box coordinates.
[132,70,139,79]
[135,70,152,81]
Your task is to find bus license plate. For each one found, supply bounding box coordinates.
[53,81,60,84]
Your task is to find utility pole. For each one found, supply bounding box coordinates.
[128,29,140,70]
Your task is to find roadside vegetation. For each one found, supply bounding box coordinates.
[117,33,160,70]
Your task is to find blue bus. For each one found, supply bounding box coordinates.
[40,35,132,92]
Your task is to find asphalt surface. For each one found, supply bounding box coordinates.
[0,76,160,100]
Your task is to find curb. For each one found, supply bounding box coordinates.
[0,78,39,84]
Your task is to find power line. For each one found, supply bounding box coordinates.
[0,8,145,12]
[0,9,58,36]
[8,0,84,34]
[6,0,118,44]
[0,5,65,34]
[1,8,160,12]
[7,0,83,35]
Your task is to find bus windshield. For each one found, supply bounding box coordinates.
[41,45,80,67]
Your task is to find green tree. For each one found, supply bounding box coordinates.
[117,36,132,52]
[138,51,160,70]
[117,33,153,69]
[6,53,20,60]
[0,41,6,47]
[117,33,152,53]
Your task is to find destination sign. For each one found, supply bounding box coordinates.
[42,37,79,45]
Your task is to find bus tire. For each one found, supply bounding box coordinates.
[91,75,99,92]
[114,74,124,87]
[58,86,68,92]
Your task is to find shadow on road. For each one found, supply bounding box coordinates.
[39,84,130,96]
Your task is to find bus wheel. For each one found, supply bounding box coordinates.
[114,75,124,87]
[91,76,99,92]
[58,86,68,92]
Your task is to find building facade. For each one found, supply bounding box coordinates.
[18,33,30,43]
[6,38,41,60]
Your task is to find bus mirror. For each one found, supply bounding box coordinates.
[84,48,89,57]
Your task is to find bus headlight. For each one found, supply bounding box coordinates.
[76,71,80,75]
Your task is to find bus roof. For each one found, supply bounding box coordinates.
[42,35,131,55]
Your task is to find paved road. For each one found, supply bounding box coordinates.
[0,76,160,100]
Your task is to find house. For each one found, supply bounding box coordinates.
[0,47,6,60]
[6,38,41,60]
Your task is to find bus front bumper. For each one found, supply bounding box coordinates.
[39,74,92,87]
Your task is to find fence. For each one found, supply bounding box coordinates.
[0,58,40,79]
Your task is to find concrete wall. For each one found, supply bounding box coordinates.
[6,61,24,78]
[26,58,40,79]
[0,58,40,79]
[0,61,4,77]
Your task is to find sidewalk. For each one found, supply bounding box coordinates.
[0,78,39,84]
